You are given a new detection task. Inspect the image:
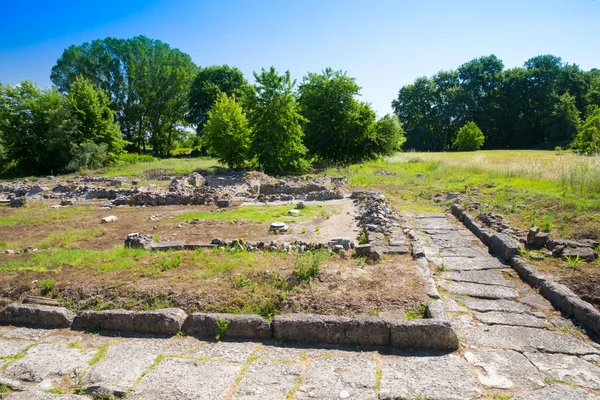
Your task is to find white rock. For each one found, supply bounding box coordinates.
[100,215,118,224]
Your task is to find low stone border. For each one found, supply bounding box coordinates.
[451,204,600,337]
[0,303,459,350]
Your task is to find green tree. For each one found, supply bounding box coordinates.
[298,68,378,164]
[544,92,581,143]
[203,92,251,169]
[370,114,406,156]
[572,106,600,154]
[453,121,485,151]
[188,65,248,134]
[247,67,309,175]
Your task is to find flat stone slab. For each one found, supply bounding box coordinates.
[2,327,53,340]
[525,352,600,389]
[379,354,482,400]
[4,343,95,382]
[434,256,506,271]
[460,297,532,314]
[295,353,376,400]
[83,339,167,396]
[234,359,304,399]
[464,350,545,390]
[5,391,89,399]
[512,384,600,400]
[127,357,240,400]
[0,339,33,357]
[464,325,599,355]
[473,311,547,328]
[174,340,257,363]
[445,281,518,300]
[439,246,488,258]
[416,218,455,230]
[520,294,554,310]
[443,270,515,287]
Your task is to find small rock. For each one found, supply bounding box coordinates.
[533,232,549,247]
[288,209,300,216]
[100,215,118,224]
[216,199,230,208]
[296,202,305,209]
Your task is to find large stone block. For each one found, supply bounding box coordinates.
[182,313,271,340]
[71,308,186,335]
[388,320,459,350]
[272,313,388,346]
[0,303,75,328]
[490,233,520,262]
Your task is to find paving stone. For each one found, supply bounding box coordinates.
[0,339,33,357]
[434,256,506,271]
[295,353,376,400]
[449,314,475,329]
[4,343,94,382]
[512,384,600,400]
[178,340,258,363]
[445,281,518,300]
[379,354,482,400]
[254,343,339,362]
[461,297,532,314]
[524,352,600,389]
[83,339,167,396]
[0,326,15,336]
[234,359,304,399]
[416,218,455,231]
[443,270,515,287]
[473,311,548,328]
[520,295,554,310]
[439,246,488,258]
[464,350,545,390]
[2,327,53,340]
[39,334,84,345]
[127,358,240,400]
[464,325,599,355]
[5,391,89,399]
[444,298,468,313]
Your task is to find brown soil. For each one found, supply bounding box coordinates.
[0,254,427,317]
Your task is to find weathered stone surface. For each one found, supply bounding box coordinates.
[426,299,449,321]
[0,339,34,358]
[272,313,388,346]
[519,294,554,310]
[182,313,271,340]
[235,360,304,399]
[511,257,547,288]
[295,353,375,400]
[4,343,94,382]
[461,297,532,314]
[439,246,487,258]
[388,320,459,350]
[443,270,514,287]
[525,352,600,389]
[5,391,89,399]
[379,354,482,400]
[178,340,257,363]
[464,325,599,355]
[539,280,581,316]
[473,311,547,328]
[464,350,545,390]
[83,340,166,396]
[572,297,600,337]
[72,308,186,334]
[490,232,520,262]
[434,256,505,271]
[512,384,600,400]
[445,281,518,300]
[1,327,53,340]
[0,303,75,328]
[127,358,240,400]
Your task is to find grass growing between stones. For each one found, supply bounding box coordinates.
[88,343,112,366]
[405,304,427,321]
[179,203,336,224]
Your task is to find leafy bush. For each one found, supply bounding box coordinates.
[293,249,330,280]
[66,142,111,171]
[453,121,485,151]
[118,153,158,164]
[40,279,56,296]
[572,107,600,154]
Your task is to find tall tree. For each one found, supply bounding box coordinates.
[188,65,248,134]
[544,92,581,143]
[247,67,309,175]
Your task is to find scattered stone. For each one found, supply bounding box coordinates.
[527,227,540,243]
[464,325,599,355]
[519,294,554,310]
[100,215,118,224]
[288,209,300,216]
[216,199,230,208]
[388,320,459,350]
[533,232,549,247]
[525,352,600,389]
[4,249,15,254]
[473,311,547,328]
[464,350,545,390]
[434,256,505,271]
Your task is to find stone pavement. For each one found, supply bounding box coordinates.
[0,213,599,399]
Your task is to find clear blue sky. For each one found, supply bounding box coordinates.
[1,0,598,116]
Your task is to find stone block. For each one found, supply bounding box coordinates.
[72,308,186,334]
[216,199,230,208]
[490,233,520,262]
[511,257,547,288]
[388,320,459,350]
[272,313,389,346]
[425,300,448,321]
[0,303,75,328]
[182,313,271,340]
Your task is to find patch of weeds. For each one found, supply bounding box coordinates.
[358,231,368,245]
[491,395,511,400]
[47,388,65,394]
[286,376,304,399]
[216,317,229,341]
[142,294,174,310]
[565,255,583,270]
[435,263,447,273]
[174,329,185,338]
[156,253,182,272]
[356,256,366,268]
[541,214,553,232]
[141,354,165,377]
[153,233,160,243]
[301,227,306,234]
[91,299,115,311]
[0,241,7,250]
[0,384,11,393]
[88,343,111,366]
[405,304,427,321]
[67,340,83,350]
[39,279,56,296]
[293,249,329,281]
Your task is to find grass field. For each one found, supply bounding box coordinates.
[179,203,335,224]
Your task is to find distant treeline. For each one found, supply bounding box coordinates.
[392,54,600,151]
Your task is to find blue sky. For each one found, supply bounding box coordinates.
[0,0,598,116]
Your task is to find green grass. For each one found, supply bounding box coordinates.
[179,203,336,224]
[37,228,104,250]
[99,157,221,177]
[405,304,427,321]
[88,343,111,366]
[0,204,95,227]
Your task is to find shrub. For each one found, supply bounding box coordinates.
[66,142,110,171]
[40,279,56,296]
[453,121,485,151]
[293,249,329,280]
[572,107,600,154]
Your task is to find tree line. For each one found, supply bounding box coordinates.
[0,36,404,175]
[393,54,600,152]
